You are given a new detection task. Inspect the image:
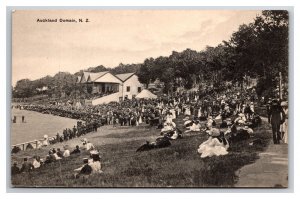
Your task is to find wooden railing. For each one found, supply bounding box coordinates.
[11,135,56,151]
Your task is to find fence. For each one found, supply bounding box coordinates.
[11,135,56,152]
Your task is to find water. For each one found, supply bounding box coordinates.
[11,108,78,145]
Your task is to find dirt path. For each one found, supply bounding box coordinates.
[235,119,288,187]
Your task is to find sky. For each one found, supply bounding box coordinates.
[12,10,261,86]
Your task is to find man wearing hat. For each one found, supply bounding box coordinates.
[270,99,286,144]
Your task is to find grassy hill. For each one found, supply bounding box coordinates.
[11,117,272,188]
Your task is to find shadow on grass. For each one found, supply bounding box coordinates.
[100,125,159,139]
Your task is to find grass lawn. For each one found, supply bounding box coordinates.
[11,117,272,188]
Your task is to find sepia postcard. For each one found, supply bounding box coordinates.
[11,9,289,188]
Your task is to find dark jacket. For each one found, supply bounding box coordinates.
[79,164,92,175]
[20,161,33,172]
[11,165,20,175]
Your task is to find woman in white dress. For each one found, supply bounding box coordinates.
[185,105,191,116]
[281,101,288,144]
[197,131,229,158]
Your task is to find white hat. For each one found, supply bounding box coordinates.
[237,119,245,124]
[238,113,245,117]
[281,101,288,107]
[90,150,99,155]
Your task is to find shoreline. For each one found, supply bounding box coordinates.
[11,108,79,148]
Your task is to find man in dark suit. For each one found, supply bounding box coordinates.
[11,162,20,175]
[79,158,92,175]
[71,145,81,155]
[20,158,34,173]
[270,99,286,144]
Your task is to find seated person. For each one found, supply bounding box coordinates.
[11,162,20,175]
[81,138,94,150]
[197,132,229,158]
[184,119,193,128]
[234,113,247,124]
[189,120,201,132]
[205,121,219,136]
[207,116,214,125]
[56,148,64,158]
[89,151,103,174]
[136,135,171,152]
[63,145,70,158]
[170,130,179,140]
[70,145,81,155]
[86,141,95,151]
[42,135,49,146]
[11,146,21,154]
[44,155,52,164]
[161,122,175,133]
[32,155,41,169]
[229,120,251,143]
[48,149,61,161]
[74,158,93,177]
[20,157,34,173]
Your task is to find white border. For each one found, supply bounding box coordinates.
[2,0,299,198]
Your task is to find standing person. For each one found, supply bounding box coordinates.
[269,99,286,144]
[266,99,272,123]
[280,101,288,144]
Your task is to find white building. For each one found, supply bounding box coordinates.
[116,73,144,100]
[77,71,144,105]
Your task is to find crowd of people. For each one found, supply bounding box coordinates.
[11,85,289,177]
[11,138,102,177]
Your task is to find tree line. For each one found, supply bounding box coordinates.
[137,10,288,98]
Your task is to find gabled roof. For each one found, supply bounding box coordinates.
[115,73,135,82]
[80,72,91,83]
[94,72,122,84]
[88,71,109,82]
[76,76,81,83]
[79,71,109,83]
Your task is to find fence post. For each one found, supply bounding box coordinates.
[279,72,283,100]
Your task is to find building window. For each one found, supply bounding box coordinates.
[138,87,142,93]
[132,95,136,99]
[126,86,130,92]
